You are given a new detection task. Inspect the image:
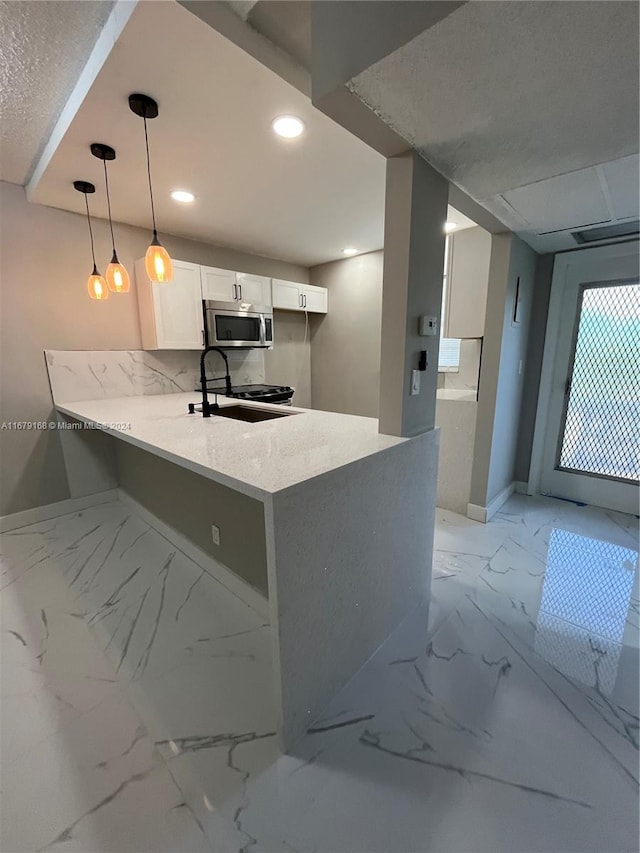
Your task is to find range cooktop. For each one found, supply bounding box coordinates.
[195,382,294,404]
[229,384,290,397]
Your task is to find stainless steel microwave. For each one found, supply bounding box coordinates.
[203,300,274,349]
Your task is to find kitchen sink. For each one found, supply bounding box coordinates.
[212,405,297,423]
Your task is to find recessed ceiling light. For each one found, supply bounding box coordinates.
[444,221,457,232]
[171,190,195,203]
[342,247,358,256]
[272,115,305,139]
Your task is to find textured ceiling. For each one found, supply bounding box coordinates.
[0,0,114,185]
[350,0,639,252]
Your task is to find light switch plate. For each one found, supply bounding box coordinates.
[411,369,421,396]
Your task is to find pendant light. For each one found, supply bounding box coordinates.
[91,143,130,293]
[74,181,108,301]
[128,93,173,283]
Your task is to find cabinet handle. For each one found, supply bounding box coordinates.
[201,330,205,346]
[232,284,238,300]
[299,293,303,309]
[238,284,242,301]
[303,293,307,309]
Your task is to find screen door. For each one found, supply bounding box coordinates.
[539,244,640,514]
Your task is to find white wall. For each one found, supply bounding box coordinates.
[435,399,477,513]
[0,182,309,515]
[309,251,383,417]
[265,311,312,408]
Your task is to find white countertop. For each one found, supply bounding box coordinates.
[56,393,405,501]
[436,388,477,402]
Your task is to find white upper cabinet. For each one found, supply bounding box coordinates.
[136,259,204,350]
[272,279,328,314]
[302,284,328,314]
[201,267,272,306]
[236,272,272,307]
[272,279,303,310]
[200,266,237,302]
[136,262,324,350]
[444,227,491,339]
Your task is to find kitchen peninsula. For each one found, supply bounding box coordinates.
[47,349,439,749]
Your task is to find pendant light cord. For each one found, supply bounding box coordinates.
[102,160,117,253]
[143,115,157,234]
[83,192,97,267]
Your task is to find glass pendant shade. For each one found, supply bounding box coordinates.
[106,251,130,292]
[87,265,109,300]
[145,233,173,283]
[129,95,173,286]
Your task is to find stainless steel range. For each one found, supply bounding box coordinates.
[226,384,294,405]
[195,382,295,406]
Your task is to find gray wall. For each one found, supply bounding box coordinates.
[470,234,538,508]
[514,253,554,484]
[115,441,268,595]
[265,310,312,408]
[309,251,383,417]
[378,152,448,437]
[0,181,309,516]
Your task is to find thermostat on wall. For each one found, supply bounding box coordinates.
[419,315,438,336]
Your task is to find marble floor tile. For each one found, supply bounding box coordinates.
[1,493,638,852]
[180,581,638,853]
[0,500,267,852]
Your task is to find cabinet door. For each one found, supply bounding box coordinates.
[201,266,237,302]
[272,279,302,311]
[236,273,272,307]
[445,227,491,338]
[302,285,328,314]
[153,260,204,349]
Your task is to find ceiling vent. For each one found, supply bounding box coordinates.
[572,220,639,244]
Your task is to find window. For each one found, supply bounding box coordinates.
[439,235,461,371]
[438,338,462,370]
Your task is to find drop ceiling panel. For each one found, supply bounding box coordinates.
[600,155,640,221]
[501,167,611,234]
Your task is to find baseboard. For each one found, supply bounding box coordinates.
[466,502,488,523]
[0,489,118,533]
[514,480,530,495]
[116,488,270,620]
[466,481,516,524]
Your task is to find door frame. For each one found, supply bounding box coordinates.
[528,240,640,509]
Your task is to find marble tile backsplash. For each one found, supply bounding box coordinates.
[45,349,266,404]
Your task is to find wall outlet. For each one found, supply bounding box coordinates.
[419,315,438,336]
[211,524,220,546]
[410,369,421,396]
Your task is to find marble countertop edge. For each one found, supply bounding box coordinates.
[54,392,407,501]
